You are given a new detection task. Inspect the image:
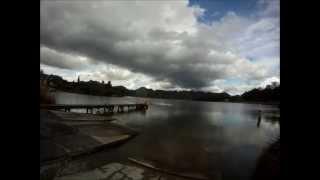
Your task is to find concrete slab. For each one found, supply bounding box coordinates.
[51,133,102,155]
[75,125,128,137]
[55,163,144,180]
[40,140,68,162]
[54,162,199,180]
[40,161,66,180]
[128,158,211,180]
[40,111,77,139]
[40,110,138,164]
[60,121,115,126]
[91,135,131,145]
[50,110,115,122]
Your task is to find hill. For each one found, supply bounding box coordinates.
[40,70,279,103]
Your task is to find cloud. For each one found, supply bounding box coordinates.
[257,0,280,18]
[40,61,175,91]
[40,46,91,70]
[40,0,279,94]
[258,76,280,88]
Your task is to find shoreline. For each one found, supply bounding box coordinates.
[52,90,279,106]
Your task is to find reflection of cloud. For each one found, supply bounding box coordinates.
[260,118,280,131]
[152,102,173,107]
[212,114,280,148]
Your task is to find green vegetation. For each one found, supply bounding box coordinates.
[241,82,280,103]
[40,70,279,103]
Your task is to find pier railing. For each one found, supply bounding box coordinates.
[40,103,148,114]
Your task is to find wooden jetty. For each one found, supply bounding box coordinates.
[40,103,148,114]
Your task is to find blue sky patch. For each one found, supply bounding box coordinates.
[188,0,259,23]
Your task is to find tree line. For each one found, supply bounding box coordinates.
[40,70,279,103]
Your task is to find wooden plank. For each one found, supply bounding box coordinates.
[41,103,146,107]
[41,104,148,118]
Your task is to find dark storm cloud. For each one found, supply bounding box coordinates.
[40,1,279,90]
[40,46,91,69]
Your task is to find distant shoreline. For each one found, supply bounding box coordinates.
[41,72,279,105]
[52,90,280,106]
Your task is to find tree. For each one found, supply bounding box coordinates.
[40,69,44,75]
[271,81,279,89]
[107,81,112,87]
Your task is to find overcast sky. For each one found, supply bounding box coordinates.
[40,0,279,95]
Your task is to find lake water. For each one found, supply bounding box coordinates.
[53,91,280,180]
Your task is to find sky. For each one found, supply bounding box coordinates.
[40,0,279,95]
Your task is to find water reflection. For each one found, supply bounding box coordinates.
[252,137,280,180]
[53,92,280,180]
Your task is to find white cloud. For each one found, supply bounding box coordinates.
[40,0,279,94]
[258,76,280,88]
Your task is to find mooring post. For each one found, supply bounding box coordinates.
[257,109,262,127]
[118,105,124,112]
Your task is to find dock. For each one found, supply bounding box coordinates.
[40,103,148,114]
[40,104,152,180]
